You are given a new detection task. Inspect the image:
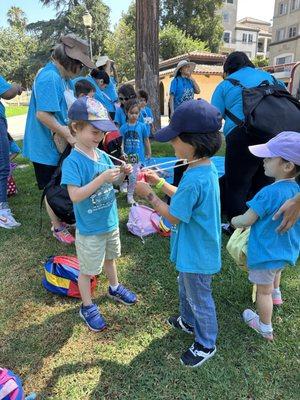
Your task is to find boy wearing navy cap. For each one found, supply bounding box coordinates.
[135,99,222,368]
[61,96,137,332]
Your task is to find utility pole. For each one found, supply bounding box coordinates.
[135,0,160,130]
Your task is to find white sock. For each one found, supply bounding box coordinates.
[273,287,281,294]
[259,320,273,333]
[110,284,119,291]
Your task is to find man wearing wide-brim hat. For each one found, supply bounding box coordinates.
[169,59,200,117]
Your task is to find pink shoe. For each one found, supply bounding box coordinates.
[242,309,274,341]
[53,226,75,244]
[272,290,283,306]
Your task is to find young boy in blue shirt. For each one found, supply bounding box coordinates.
[137,89,154,137]
[135,99,222,368]
[61,96,137,332]
[232,131,300,341]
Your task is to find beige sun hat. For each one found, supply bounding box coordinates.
[96,55,114,67]
[60,34,95,69]
[174,59,196,77]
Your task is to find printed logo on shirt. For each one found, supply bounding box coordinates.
[124,129,141,155]
[87,180,115,214]
[179,88,194,105]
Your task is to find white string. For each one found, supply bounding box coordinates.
[141,158,185,171]
[150,158,203,172]
[107,153,126,164]
[74,146,113,168]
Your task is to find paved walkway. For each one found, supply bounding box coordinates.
[7,114,169,141]
[7,114,27,140]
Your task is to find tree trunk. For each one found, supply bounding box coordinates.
[135,0,160,131]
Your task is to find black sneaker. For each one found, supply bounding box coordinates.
[167,315,194,335]
[180,342,216,368]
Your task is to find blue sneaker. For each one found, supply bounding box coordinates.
[79,304,107,332]
[108,284,137,305]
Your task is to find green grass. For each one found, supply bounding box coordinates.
[0,142,299,400]
[5,105,28,118]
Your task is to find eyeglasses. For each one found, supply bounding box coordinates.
[119,96,129,101]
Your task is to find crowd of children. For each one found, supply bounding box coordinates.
[1,47,299,374]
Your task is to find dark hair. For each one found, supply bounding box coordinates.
[223,51,255,75]
[125,98,139,114]
[90,69,110,84]
[179,132,222,158]
[74,79,95,97]
[118,84,136,99]
[138,89,148,101]
[52,44,83,74]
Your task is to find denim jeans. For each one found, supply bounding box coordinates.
[0,117,9,204]
[179,272,218,349]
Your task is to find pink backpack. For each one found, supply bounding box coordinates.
[0,368,36,400]
[127,204,161,240]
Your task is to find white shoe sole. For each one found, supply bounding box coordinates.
[180,347,217,368]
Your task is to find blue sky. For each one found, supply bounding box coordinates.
[0,0,132,28]
[0,0,275,28]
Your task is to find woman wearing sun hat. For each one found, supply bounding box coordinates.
[169,59,200,117]
[23,34,95,244]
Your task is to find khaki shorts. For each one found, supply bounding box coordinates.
[75,229,121,276]
[248,268,283,285]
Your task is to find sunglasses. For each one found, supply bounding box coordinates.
[119,96,129,101]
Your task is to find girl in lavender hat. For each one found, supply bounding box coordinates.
[232,131,300,341]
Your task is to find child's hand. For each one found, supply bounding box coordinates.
[101,167,121,183]
[121,163,133,175]
[135,181,153,198]
[143,169,161,185]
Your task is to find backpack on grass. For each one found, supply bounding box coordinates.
[42,255,97,298]
[127,204,170,240]
[41,145,75,225]
[225,77,300,141]
[0,368,36,400]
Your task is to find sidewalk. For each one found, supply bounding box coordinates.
[7,114,27,140]
[7,114,169,141]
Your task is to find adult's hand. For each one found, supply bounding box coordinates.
[273,194,300,233]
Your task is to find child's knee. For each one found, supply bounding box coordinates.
[257,284,273,296]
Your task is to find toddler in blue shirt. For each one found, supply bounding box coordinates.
[232,131,300,341]
[61,96,137,332]
[135,99,222,368]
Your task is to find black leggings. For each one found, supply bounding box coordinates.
[224,126,273,221]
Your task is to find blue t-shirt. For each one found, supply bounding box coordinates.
[102,76,118,104]
[9,140,20,154]
[140,105,153,136]
[0,75,12,120]
[23,62,73,166]
[170,76,195,109]
[211,67,286,137]
[120,121,148,163]
[169,163,221,274]
[61,148,118,236]
[247,180,300,270]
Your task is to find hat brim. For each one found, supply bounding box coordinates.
[90,120,117,132]
[65,47,95,69]
[96,56,109,68]
[154,124,179,142]
[248,144,274,158]
[174,61,196,77]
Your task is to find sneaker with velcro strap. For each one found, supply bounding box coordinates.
[79,303,107,332]
[180,341,216,368]
[108,284,137,305]
[167,315,194,335]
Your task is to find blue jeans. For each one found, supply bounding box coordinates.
[179,272,218,349]
[0,117,9,204]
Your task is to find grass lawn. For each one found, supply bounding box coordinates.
[0,141,299,400]
[5,105,28,118]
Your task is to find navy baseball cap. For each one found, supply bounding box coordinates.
[68,96,117,131]
[155,99,222,142]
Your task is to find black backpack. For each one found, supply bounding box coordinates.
[41,145,75,225]
[225,77,300,141]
